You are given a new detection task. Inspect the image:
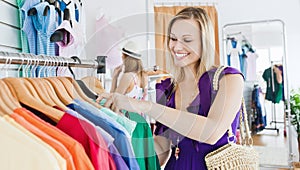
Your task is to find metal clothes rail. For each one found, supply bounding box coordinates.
[0,51,105,69]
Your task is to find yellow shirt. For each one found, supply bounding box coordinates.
[0,116,65,170]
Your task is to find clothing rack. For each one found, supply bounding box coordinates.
[264,61,284,134]
[0,51,105,71]
[226,32,252,46]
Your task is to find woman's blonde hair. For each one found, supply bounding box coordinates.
[123,54,147,88]
[166,7,216,83]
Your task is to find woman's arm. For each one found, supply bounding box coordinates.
[114,73,134,95]
[98,74,243,144]
[110,65,123,93]
[153,135,171,166]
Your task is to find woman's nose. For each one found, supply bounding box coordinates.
[173,41,184,51]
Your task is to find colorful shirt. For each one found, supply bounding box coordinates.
[67,102,140,170]
[13,108,95,170]
[57,112,115,170]
[66,108,129,170]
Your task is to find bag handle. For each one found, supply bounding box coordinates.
[212,66,253,146]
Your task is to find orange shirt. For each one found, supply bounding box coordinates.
[10,113,76,170]
[13,108,94,170]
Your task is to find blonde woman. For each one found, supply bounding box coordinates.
[110,41,148,100]
[98,7,244,170]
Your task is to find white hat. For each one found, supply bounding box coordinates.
[122,41,141,59]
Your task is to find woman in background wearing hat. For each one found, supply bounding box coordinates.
[110,41,148,100]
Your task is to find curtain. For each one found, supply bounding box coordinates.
[154,6,220,71]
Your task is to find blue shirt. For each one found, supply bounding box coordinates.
[31,2,57,77]
[68,101,139,170]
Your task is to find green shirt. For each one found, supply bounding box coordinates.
[126,112,160,170]
[262,67,283,103]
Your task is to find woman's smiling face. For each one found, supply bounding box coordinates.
[168,19,202,68]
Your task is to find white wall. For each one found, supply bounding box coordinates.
[83,0,300,88]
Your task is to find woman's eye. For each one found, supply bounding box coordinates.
[184,39,192,42]
[170,37,177,41]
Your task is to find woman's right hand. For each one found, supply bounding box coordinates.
[96,92,140,114]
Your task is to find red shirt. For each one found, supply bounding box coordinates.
[56,113,116,170]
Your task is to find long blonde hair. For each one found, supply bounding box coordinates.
[123,54,147,88]
[166,7,216,83]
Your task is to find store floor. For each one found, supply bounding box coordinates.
[252,123,298,170]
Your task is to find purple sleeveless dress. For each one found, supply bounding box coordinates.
[155,67,243,170]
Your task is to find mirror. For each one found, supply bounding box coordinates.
[222,20,296,168]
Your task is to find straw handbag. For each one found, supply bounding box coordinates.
[204,66,259,170]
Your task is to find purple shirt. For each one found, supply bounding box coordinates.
[154,67,243,170]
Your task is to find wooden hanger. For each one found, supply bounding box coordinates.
[3,77,64,122]
[0,80,15,115]
[0,80,22,109]
[58,77,102,109]
[25,78,69,111]
[25,78,56,107]
[44,77,73,105]
[81,76,105,94]
[40,78,69,110]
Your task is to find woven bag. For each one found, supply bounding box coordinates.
[205,66,259,170]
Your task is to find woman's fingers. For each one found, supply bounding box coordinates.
[96,92,111,103]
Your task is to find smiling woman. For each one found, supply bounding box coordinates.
[97,7,244,170]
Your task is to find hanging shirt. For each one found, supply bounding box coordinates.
[55,20,86,78]
[13,108,95,170]
[55,20,85,57]
[67,101,140,170]
[126,112,161,170]
[18,0,39,53]
[56,112,115,170]
[0,116,62,170]
[66,108,129,170]
[31,2,57,56]
[262,67,283,103]
[31,2,57,77]
[226,39,241,71]
[100,107,137,136]
[10,113,75,170]
[245,51,258,81]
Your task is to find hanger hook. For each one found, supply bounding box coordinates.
[59,57,64,76]
[53,56,59,76]
[25,54,33,78]
[37,55,44,78]
[17,53,25,78]
[63,57,69,76]
[6,54,12,77]
[46,55,51,77]
[35,55,40,78]
[32,54,40,78]
[28,54,35,77]
[1,52,12,78]
[1,52,9,73]
[57,57,61,76]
